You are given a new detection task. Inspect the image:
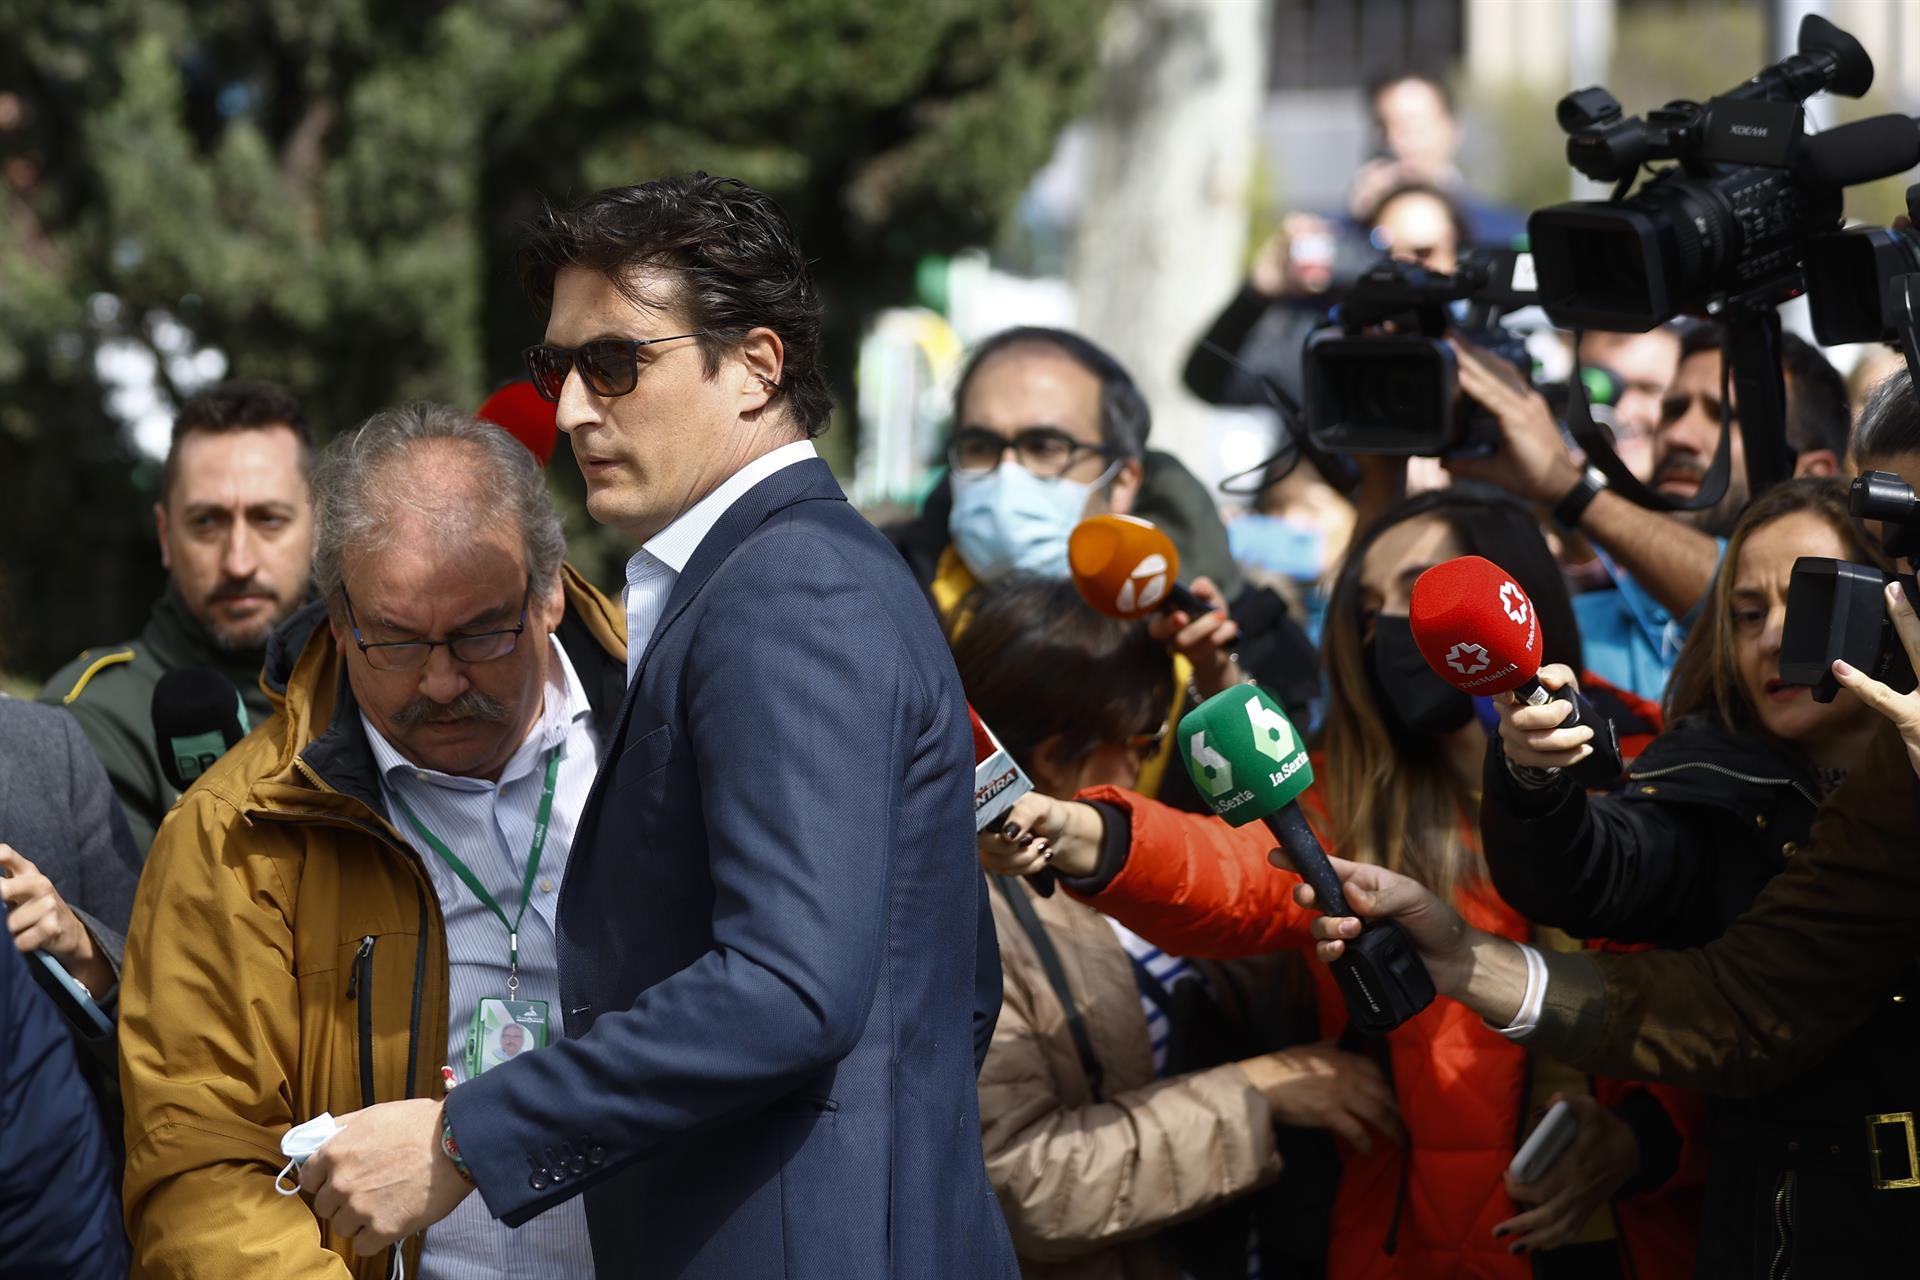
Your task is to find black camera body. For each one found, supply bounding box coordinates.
[1804,184,1920,346]
[1780,471,1920,703]
[1527,16,1917,334]
[1302,248,1537,457]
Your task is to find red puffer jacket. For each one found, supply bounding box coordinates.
[1067,784,1704,1280]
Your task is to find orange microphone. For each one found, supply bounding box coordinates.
[1068,515,1216,621]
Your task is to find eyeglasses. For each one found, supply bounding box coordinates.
[522,333,706,403]
[948,426,1114,480]
[341,585,531,672]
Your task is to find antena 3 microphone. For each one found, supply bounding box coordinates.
[152,667,247,793]
[969,704,1052,895]
[1068,515,1212,621]
[1177,685,1435,1034]
[1409,555,1623,787]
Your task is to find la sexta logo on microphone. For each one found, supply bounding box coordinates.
[1188,729,1235,797]
[1445,642,1490,675]
[1499,581,1530,626]
[1115,554,1170,614]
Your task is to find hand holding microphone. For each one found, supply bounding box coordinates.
[1070,516,1245,696]
[1177,685,1435,1034]
[1408,555,1623,788]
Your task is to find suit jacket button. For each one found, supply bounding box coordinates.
[588,1146,606,1166]
[529,1172,550,1190]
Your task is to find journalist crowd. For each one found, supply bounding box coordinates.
[9,49,1920,1280]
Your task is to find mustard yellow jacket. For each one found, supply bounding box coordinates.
[117,567,625,1278]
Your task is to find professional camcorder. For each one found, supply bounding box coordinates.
[1301,248,1537,457]
[1781,470,1920,702]
[1530,16,1915,332]
[1523,15,1920,514]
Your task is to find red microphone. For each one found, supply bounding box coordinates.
[969,704,1053,894]
[1409,555,1622,786]
[1068,515,1215,621]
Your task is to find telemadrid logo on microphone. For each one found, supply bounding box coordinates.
[1445,642,1490,675]
[1499,581,1530,625]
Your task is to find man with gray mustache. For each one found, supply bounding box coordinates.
[117,402,629,1278]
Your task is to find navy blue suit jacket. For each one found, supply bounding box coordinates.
[447,459,1017,1278]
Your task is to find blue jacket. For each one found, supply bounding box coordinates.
[0,928,128,1277]
[447,458,1018,1278]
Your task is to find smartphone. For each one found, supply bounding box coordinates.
[1508,1099,1578,1184]
[28,949,113,1038]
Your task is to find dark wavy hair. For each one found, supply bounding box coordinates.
[1319,489,1581,899]
[519,173,833,437]
[947,574,1171,783]
[1666,477,1890,738]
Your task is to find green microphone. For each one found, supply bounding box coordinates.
[1178,685,1436,1034]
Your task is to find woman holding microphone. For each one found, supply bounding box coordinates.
[984,492,1701,1280]
[1480,476,1919,1274]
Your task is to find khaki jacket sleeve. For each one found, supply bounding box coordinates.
[978,960,1282,1262]
[1530,718,1920,1096]
[118,792,348,1279]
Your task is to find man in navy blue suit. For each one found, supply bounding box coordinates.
[301,174,1018,1277]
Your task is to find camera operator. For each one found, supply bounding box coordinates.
[1183,183,1469,414]
[1283,373,1920,1203]
[1347,71,1529,250]
[1445,324,1850,701]
[1481,477,1912,1272]
[1574,327,1683,482]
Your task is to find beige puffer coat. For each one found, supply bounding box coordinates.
[979,875,1310,1280]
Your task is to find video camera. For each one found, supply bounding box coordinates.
[1301,247,1538,457]
[1526,15,1920,513]
[1781,470,1920,702]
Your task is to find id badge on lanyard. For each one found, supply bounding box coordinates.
[394,747,561,1079]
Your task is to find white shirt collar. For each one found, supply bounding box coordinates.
[639,439,817,575]
[362,634,588,790]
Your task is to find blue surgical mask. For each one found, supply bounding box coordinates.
[948,462,1115,582]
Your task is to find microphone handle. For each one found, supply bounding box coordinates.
[1261,803,1351,917]
[1259,802,1436,1035]
[1517,678,1624,787]
[1163,582,1219,616]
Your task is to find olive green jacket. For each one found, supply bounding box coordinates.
[1528,717,1920,1098]
[39,588,279,855]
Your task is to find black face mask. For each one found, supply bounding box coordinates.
[1365,615,1476,737]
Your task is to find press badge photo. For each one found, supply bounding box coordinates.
[466,997,549,1077]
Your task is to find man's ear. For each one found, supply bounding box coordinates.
[737,327,787,417]
[537,570,568,635]
[1794,448,1840,479]
[1106,457,1145,517]
[154,501,172,571]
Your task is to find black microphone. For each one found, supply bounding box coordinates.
[152,668,246,792]
[1799,114,1920,187]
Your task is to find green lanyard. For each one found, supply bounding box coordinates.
[392,746,562,995]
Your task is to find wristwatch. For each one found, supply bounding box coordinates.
[1551,466,1607,532]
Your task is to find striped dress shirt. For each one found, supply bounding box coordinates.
[363,636,601,1280]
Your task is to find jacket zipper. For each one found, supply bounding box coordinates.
[1627,760,1821,808]
[347,935,377,1109]
[1768,1169,1797,1280]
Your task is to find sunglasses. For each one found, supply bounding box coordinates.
[522,332,706,403]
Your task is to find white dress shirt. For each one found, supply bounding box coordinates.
[624,439,818,683]
[363,636,602,1280]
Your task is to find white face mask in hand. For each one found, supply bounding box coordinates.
[276,1113,408,1280]
[275,1112,341,1195]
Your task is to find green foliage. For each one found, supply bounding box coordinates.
[0,0,1108,677]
